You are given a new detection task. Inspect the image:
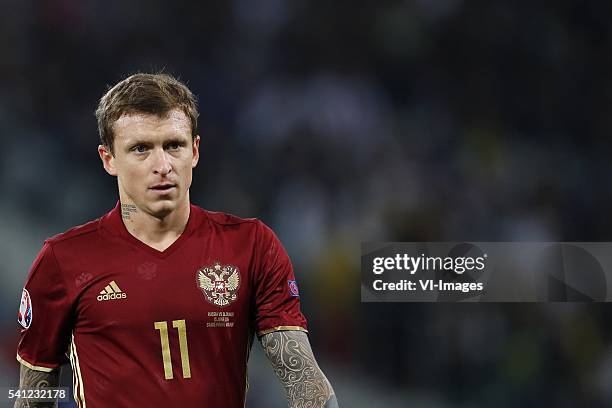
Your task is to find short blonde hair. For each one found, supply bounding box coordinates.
[96,73,198,153]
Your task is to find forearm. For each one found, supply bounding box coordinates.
[260,330,338,408]
[14,364,60,408]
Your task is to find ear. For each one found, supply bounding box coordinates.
[191,135,200,168]
[98,145,118,176]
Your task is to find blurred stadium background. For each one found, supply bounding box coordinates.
[2,0,612,407]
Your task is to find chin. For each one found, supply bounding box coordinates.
[148,200,176,218]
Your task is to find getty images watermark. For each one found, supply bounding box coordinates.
[362,242,612,302]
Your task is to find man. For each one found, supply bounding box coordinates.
[15,73,338,408]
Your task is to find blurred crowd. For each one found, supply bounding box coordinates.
[2,1,612,406]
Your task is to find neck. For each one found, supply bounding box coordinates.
[119,195,191,251]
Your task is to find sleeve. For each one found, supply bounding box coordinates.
[253,221,308,337]
[16,241,73,372]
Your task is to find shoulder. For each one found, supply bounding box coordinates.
[26,217,103,283]
[193,206,278,243]
[43,216,106,264]
[199,207,260,227]
[46,217,101,247]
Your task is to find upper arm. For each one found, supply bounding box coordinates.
[253,222,307,336]
[259,330,337,408]
[253,224,336,406]
[17,242,73,371]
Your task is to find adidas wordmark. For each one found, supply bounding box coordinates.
[97,280,127,301]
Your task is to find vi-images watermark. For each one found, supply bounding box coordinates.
[362,242,612,302]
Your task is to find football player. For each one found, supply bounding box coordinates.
[15,73,338,408]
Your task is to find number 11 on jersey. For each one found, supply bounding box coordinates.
[154,319,192,380]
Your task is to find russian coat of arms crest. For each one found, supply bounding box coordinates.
[197,262,240,307]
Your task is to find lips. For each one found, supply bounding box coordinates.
[149,183,176,191]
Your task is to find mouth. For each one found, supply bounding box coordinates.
[149,183,177,194]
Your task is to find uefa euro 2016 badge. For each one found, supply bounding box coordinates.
[18,288,33,329]
[288,280,300,297]
[197,262,240,307]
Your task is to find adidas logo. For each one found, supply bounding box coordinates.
[97,280,127,301]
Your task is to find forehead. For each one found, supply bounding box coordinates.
[113,109,191,143]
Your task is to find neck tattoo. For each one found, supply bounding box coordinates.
[121,203,138,220]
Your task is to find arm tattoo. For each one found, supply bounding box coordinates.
[261,330,338,408]
[14,365,60,408]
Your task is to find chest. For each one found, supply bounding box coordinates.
[71,239,256,334]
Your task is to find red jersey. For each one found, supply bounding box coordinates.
[16,202,307,407]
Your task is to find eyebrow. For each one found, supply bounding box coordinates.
[126,137,189,147]
[163,138,188,145]
[126,140,153,148]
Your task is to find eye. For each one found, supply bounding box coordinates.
[166,142,182,150]
[131,145,148,153]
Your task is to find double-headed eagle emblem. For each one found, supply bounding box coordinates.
[197,262,240,307]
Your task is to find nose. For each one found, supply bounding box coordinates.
[152,148,172,176]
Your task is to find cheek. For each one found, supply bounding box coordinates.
[177,159,193,173]
[119,164,148,189]
[178,162,193,185]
